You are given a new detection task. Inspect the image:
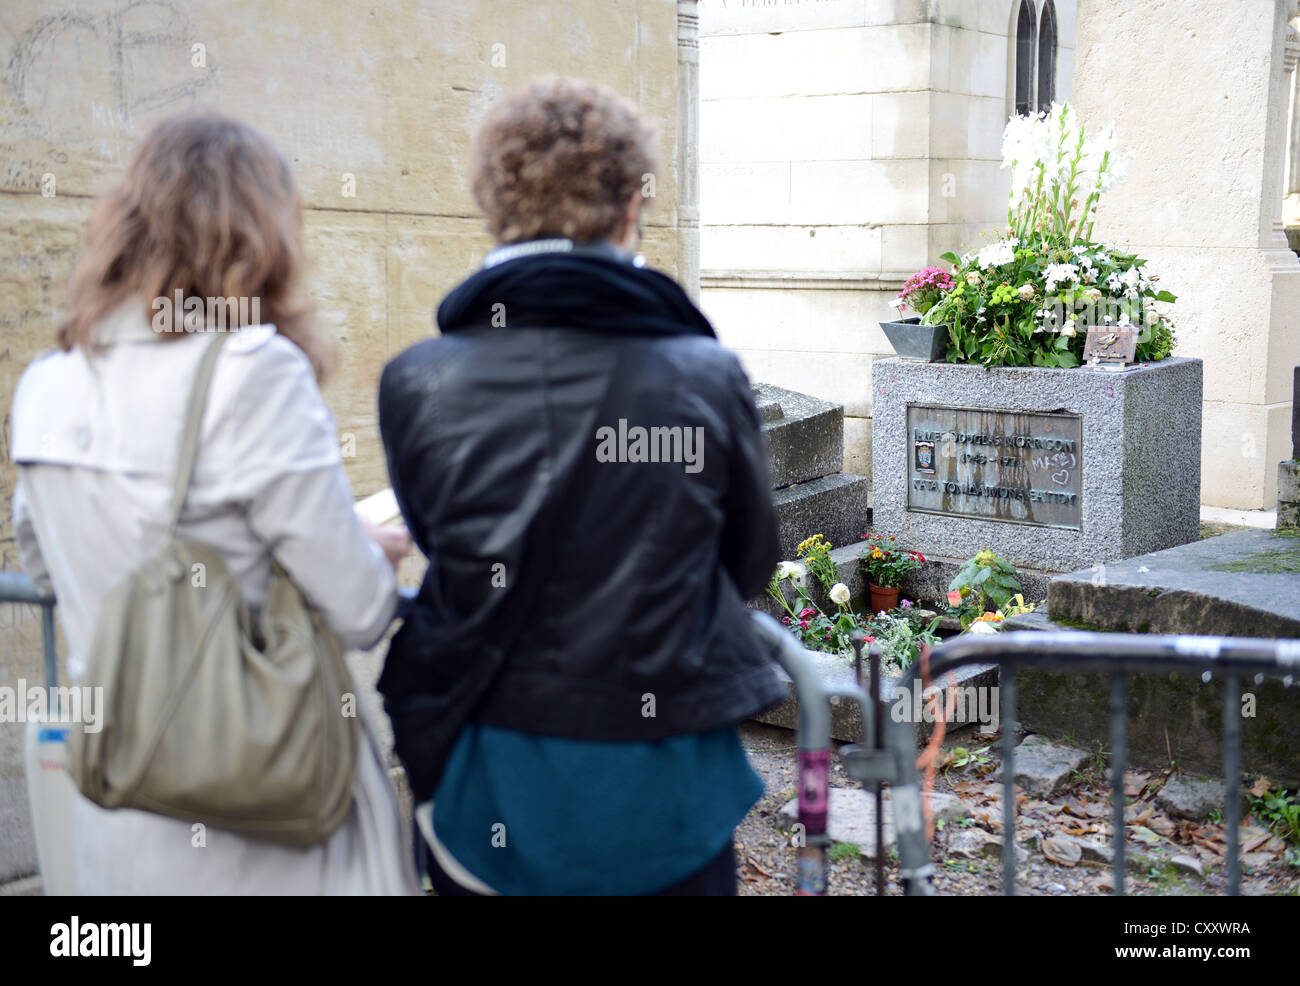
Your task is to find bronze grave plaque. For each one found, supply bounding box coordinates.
[906,404,1083,529]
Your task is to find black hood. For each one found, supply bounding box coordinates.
[436,252,716,339]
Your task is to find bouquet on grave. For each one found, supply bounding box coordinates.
[918,102,1178,368]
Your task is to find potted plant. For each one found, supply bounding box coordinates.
[943,549,1025,629]
[859,534,925,613]
[918,102,1177,368]
[881,266,953,361]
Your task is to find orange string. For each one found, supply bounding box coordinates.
[914,641,957,843]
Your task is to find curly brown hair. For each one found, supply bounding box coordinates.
[469,77,658,246]
[56,113,333,379]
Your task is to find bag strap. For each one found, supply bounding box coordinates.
[167,332,231,535]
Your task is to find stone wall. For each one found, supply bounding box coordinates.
[0,0,690,885]
[697,0,1077,482]
[1070,0,1300,510]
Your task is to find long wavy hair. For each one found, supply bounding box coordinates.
[56,113,332,379]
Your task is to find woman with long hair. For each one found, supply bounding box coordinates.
[10,113,419,894]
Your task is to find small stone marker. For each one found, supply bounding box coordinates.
[1082,325,1137,367]
[777,787,965,858]
[1154,775,1225,820]
[996,734,1091,798]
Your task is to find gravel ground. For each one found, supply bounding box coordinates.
[734,720,1299,897]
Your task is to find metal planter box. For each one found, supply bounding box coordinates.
[879,317,949,362]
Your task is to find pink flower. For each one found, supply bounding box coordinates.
[799,607,815,618]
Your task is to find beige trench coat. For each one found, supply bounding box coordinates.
[10,306,419,895]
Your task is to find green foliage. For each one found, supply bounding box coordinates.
[944,745,993,782]
[865,609,941,673]
[946,549,1023,628]
[1250,789,1300,845]
[828,841,861,862]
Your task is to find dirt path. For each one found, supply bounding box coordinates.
[734,721,1298,897]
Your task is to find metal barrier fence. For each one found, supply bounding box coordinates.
[750,611,1300,897]
[6,572,1294,896]
[0,573,59,689]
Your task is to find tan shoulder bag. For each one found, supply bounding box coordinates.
[69,331,359,847]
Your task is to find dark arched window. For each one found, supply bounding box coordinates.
[1037,0,1058,113]
[1014,1,1036,116]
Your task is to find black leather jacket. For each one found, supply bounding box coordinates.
[376,246,785,801]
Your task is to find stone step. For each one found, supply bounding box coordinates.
[773,473,870,558]
[1047,528,1300,637]
[753,382,844,489]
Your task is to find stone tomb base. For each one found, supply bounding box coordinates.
[870,357,1203,575]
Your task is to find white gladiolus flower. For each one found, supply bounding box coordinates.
[829,583,851,606]
[966,271,980,286]
[968,620,999,635]
[1122,265,1140,288]
[1060,319,1077,338]
[1117,312,1132,327]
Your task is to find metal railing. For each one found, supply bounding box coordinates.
[0,573,59,688]
[9,573,1295,896]
[751,611,1300,896]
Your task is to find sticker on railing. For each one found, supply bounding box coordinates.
[1173,637,1221,659]
[1277,640,1300,666]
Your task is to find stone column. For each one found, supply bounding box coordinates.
[1282,14,1300,228]
[1071,0,1300,510]
[676,0,701,302]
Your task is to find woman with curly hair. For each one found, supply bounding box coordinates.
[378,78,784,896]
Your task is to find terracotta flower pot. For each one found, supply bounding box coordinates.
[868,583,900,614]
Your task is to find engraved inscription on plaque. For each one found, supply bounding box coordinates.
[906,405,1083,530]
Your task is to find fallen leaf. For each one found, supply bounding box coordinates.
[1148,815,1176,837]
[1129,824,1163,846]
[1250,776,1271,798]
[1042,835,1083,867]
[1242,832,1271,854]
[1123,771,1150,797]
[745,856,772,878]
[1192,836,1225,856]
